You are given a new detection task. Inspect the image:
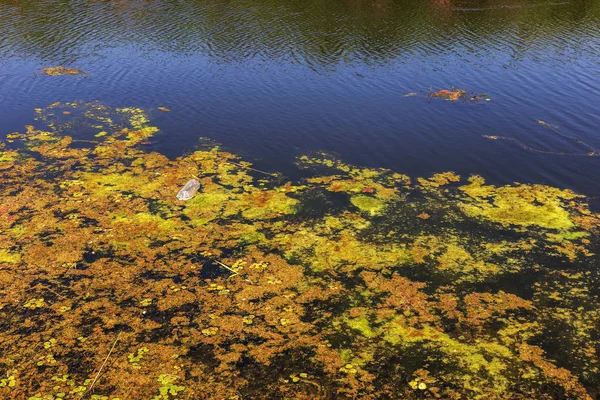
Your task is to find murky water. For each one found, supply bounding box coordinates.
[2,0,600,399]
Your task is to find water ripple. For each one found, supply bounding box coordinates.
[1,0,600,194]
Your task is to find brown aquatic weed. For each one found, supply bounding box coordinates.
[41,66,86,76]
[1,102,599,400]
[406,87,490,102]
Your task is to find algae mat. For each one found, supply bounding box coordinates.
[1,102,599,399]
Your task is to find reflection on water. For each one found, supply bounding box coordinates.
[1,0,600,197]
[1,0,599,66]
[1,0,600,398]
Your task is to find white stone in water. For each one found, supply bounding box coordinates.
[176,179,201,201]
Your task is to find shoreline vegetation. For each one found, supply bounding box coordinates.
[1,101,599,399]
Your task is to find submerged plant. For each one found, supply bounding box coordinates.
[0,102,599,399]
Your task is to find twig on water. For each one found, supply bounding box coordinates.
[537,120,598,154]
[483,120,599,157]
[84,331,122,398]
[72,139,101,144]
[226,160,278,177]
[63,263,75,276]
[215,260,254,284]
[215,260,239,277]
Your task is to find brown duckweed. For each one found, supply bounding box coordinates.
[430,88,468,101]
[1,102,599,399]
[406,88,489,102]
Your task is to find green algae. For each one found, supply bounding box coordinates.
[0,249,21,264]
[1,102,599,400]
[459,175,577,230]
[0,148,19,167]
[345,316,377,338]
[0,375,16,388]
[152,374,185,400]
[350,195,385,215]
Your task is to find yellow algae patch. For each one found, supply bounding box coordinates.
[0,150,18,170]
[183,192,231,225]
[339,311,517,396]
[409,235,508,281]
[345,316,377,338]
[298,153,410,193]
[350,195,385,215]
[117,107,151,129]
[77,170,164,199]
[125,126,160,146]
[0,249,21,264]
[111,212,179,233]
[235,191,299,220]
[277,228,410,272]
[459,175,577,230]
[308,176,399,200]
[417,171,461,189]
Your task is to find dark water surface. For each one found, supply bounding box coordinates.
[1,0,600,192]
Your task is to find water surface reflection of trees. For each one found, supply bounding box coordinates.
[0,0,598,66]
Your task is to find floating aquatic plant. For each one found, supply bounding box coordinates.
[41,66,86,76]
[431,88,468,101]
[350,195,386,215]
[0,101,599,399]
[405,88,490,102]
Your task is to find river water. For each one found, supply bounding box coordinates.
[1,0,600,194]
[2,1,600,399]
